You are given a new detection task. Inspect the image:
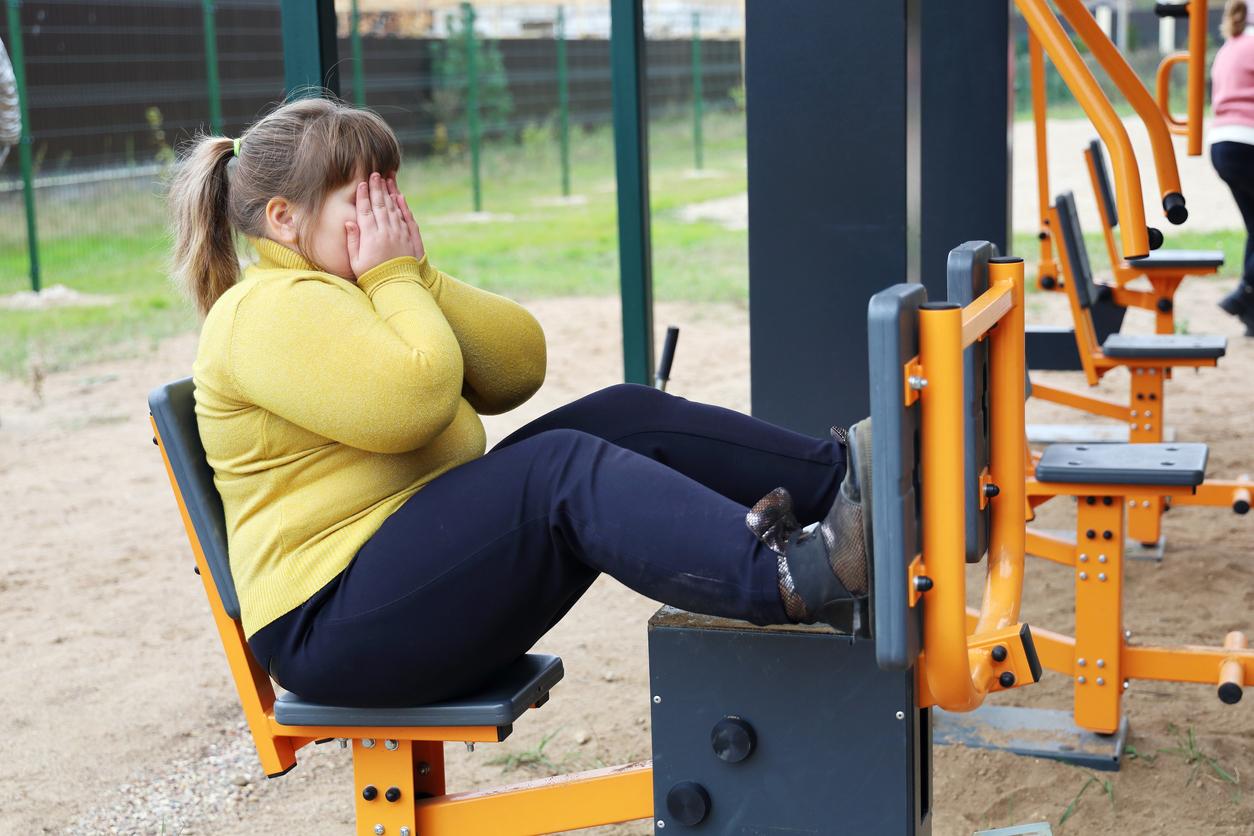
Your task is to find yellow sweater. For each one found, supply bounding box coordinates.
[193,237,547,637]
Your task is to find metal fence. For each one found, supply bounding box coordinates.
[0,0,744,293]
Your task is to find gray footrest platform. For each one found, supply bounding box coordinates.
[1126,249,1223,270]
[1036,442,1208,486]
[274,653,563,728]
[1101,333,1226,359]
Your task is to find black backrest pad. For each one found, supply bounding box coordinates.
[149,378,240,619]
[946,241,996,564]
[1089,139,1118,229]
[1055,191,1099,309]
[868,283,926,671]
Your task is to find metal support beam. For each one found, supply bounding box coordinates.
[279,0,340,99]
[610,0,654,385]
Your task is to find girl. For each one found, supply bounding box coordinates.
[1212,0,1254,335]
[169,96,871,708]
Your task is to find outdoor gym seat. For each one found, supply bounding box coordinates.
[1101,334,1226,360]
[1036,442,1208,486]
[1127,250,1224,270]
[149,376,563,781]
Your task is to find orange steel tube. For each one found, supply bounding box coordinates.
[1055,0,1185,214]
[1029,30,1056,283]
[920,260,1026,711]
[961,283,1013,347]
[975,259,1027,638]
[1219,632,1248,700]
[1186,0,1206,157]
[1016,0,1150,258]
[1157,53,1191,133]
[919,303,979,710]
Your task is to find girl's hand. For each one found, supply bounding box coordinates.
[387,177,426,262]
[345,172,413,279]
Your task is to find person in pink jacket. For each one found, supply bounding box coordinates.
[1213,0,1254,334]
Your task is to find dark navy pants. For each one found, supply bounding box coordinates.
[1212,140,1254,291]
[249,384,846,707]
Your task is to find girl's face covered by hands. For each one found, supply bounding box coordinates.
[306,176,366,281]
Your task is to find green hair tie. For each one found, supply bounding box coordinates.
[232,137,241,158]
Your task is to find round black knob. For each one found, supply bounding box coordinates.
[999,671,1016,688]
[914,575,934,593]
[1085,529,1097,540]
[362,785,378,801]
[385,786,401,802]
[991,645,1008,663]
[1234,498,1250,516]
[1148,226,1166,249]
[1038,231,1048,241]
[1157,298,1173,313]
[711,716,756,764]
[1219,682,1243,705]
[1040,275,1057,290]
[666,781,711,826]
[984,483,1000,498]
[1102,530,1114,541]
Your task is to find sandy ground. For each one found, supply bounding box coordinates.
[2,271,1253,835]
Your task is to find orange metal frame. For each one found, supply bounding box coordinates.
[1083,145,1219,334]
[994,480,1254,735]
[1018,0,1149,260]
[1156,0,1207,157]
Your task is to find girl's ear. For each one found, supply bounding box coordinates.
[264,196,300,246]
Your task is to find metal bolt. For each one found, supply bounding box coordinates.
[653,695,662,704]
[465,742,475,753]
[1097,659,1106,668]
[1125,630,1133,640]
[1079,571,1088,581]
[1078,658,1087,666]
[1131,410,1138,417]
[908,375,929,390]
[338,739,348,749]
[401,828,411,836]
[1142,500,1150,508]
[362,739,375,749]
[374,826,385,836]
[384,739,399,751]
[1127,500,1135,507]
[1078,675,1087,684]
[657,820,667,829]
[1143,424,1152,431]
[1079,553,1089,563]
[418,762,431,776]
[1098,573,1107,582]
[1097,677,1106,686]
[1123,680,1130,690]
[1098,554,1107,564]
[1145,410,1152,417]
[1129,422,1137,430]
[895,710,905,720]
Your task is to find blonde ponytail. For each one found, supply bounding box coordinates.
[1224,0,1247,39]
[169,135,239,318]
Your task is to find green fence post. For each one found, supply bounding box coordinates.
[350,0,366,105]
[557,5,571,196]
[278,0,340,99]
[201,0,223,134]
[462,2,482,212]
[6,0,39,292]
[610,0,653,384]
[691,10,703,170]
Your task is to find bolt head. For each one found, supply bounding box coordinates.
[1097,659,1106,668]
[384,739,399,750]
[1079,554,1089,562]
[1098,573,1108,582]
[1078,658,1087,666]
[895,710,905,720]
[1078,675,1087,684]
[362,738,375,749]
[1079,571,1089,580]
[1098,554,1107,563]
[653,695,662,704]
[418,762,431,775]
[401,828,411,836]
[657,821,666,829]
[1097,677,1106,686]
[374,825,385,836]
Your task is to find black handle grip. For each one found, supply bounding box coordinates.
[654,326,680,388]
[1155,1,1190,18]
[1163,192,1188,225]
[1147,226,1165,251]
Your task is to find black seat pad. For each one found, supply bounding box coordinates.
[1126,249,1223,270]
[273,653,564,727]
[1036,443,1207,486]
[1102,333,1226,360]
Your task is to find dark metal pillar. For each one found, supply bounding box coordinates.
[279,0,340,98]
[746,1,1011,434]
[610,0,654,385]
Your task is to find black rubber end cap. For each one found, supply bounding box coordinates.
[667,781,712,826]
[1147,227,1165,250]
[1234,499,1251,515]
[1219,682,1243,705]
[1040,275,1057,290]
[361,785,378,801]
[998,671,1016,688]
[991,644,1008,662]
[1157,298,1173,313]
[1163,193,1188,225]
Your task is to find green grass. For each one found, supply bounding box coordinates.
[0,110,750,378]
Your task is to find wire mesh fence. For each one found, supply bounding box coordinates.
[0,0,744,295]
